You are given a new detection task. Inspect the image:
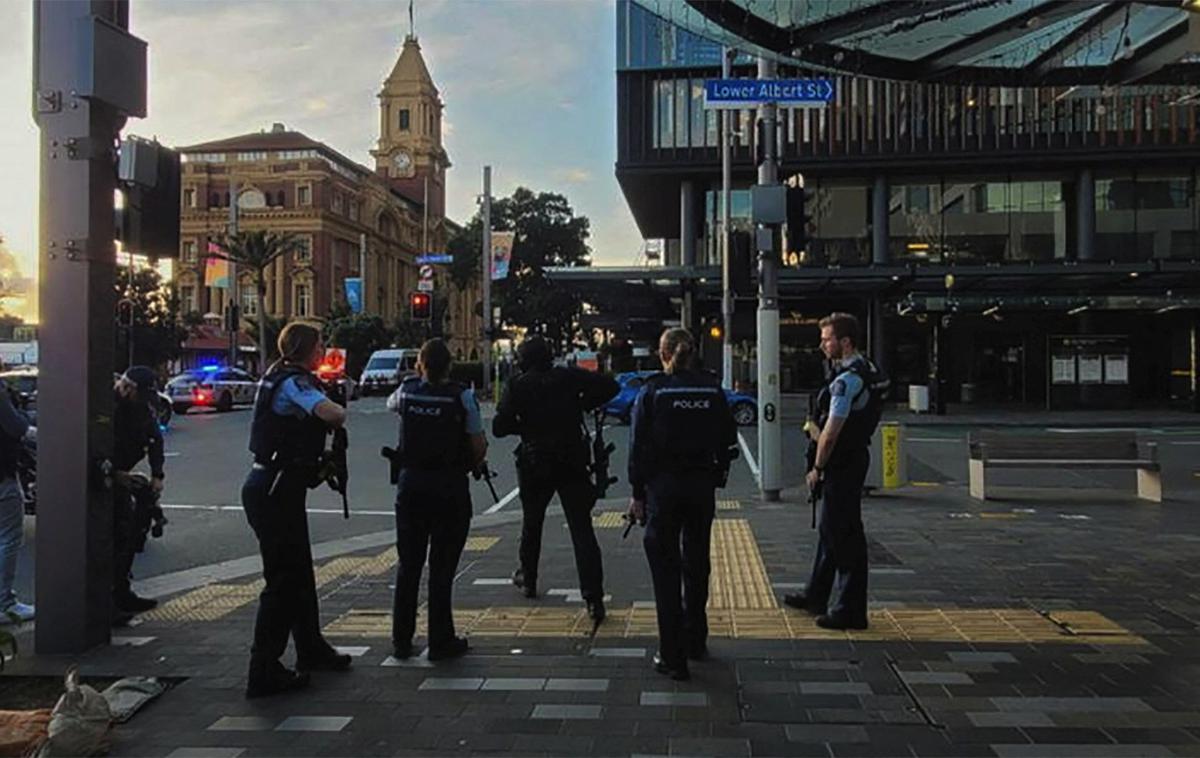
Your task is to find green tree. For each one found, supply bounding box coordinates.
[245,313,287,370]
[446,187,591,350]
[210,230,302,366]
[116,267,187,371]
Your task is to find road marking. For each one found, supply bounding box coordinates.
[160,503,396,517]
[163,452,182,458]
[483,486,520,515]
[737,431,759,482]
[908,437,960,443]
[1168,441,1200,446]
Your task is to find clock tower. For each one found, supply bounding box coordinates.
[372,34,450,217]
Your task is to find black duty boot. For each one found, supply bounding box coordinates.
[815,613,869,631]
[783,592,824,616]
[512,568,537,599]
[114,592,158,614]
[297,648,352,672]
[652,651,690,681]
[428,636,470,662]
[587,598,606,624]
[246,661,311,699]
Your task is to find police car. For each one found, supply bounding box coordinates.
[604,371,758,426]
[167,365,257,414]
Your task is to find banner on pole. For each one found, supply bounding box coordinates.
[204,241,230,288]
[491,231,515,281]
[344,277,363,313]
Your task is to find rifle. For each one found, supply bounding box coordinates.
[322,427,350,519]
[381,446,401,485]
[587,409,617,499]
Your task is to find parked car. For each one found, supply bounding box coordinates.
[603,370,758,426]
[359,348,418,396]
[167,366,257,414]
[0,367,38,411]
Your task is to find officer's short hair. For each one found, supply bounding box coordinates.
[517,336,553,371]
[419,338,452,383]
[819,313,859,347]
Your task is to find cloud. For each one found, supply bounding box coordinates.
[555,168,593,184]
[305,98,329,113]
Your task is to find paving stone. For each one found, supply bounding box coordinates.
[667,737,751,756]
[546,678,610,691]
[990,746,1173,757]
[785,725,870,743]
[589,647,646,658]
[639,692,708,706]
[531,704,603,719]
[990,697,1152,712]
[968,712,1055,728]
[900,671,975,685]
[417,677,485,691]
[798,681,873,695]
[166,750,246,758]
[481,677,546,691]
[948,652,1018,664]
[274,716,353,732]
[208,716,277,731]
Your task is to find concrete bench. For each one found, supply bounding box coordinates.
[968,430,1161,503]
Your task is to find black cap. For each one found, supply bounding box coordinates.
[517,337,553,371]
[123,366,158,398]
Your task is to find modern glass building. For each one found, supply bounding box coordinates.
[613,0,1200,411]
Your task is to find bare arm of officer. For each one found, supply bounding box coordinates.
[813,415,845,471]
[313,399,346,428]
[463,388,487,468]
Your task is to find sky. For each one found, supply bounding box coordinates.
[0,0,643,316]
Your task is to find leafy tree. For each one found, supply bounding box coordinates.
[115,267,187,371]
[0,314,23,341]
[245,313,287,369]
[323,308,393,379]
[209,230,302,366]
[445,187,591,350]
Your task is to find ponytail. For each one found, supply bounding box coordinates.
[659,327,695,374]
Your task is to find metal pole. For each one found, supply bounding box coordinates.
[228,179,238,366]
[358,232,367,313]
[34,0,132,653]
[481,166,492,398]
[721,47,734,390]
[756,55,781,502]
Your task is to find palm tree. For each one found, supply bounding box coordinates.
[210,230,301,369]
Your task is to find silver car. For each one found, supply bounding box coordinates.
[168,367,258,414]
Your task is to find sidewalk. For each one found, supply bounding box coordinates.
[4,481,1200,757]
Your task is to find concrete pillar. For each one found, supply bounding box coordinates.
[869,298,886,374]
[1076,168,1096,262]
[872,175,889,265]
[680,180,696,268]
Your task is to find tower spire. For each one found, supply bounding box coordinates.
[408,0,415,40]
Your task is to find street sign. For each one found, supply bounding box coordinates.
[416,253,453,265]
[418,264,434,292]
[704,78,834,109]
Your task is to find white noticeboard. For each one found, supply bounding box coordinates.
[1104,354,1129,384]
[1078,354,1103,384]
[1051,355,1076,384]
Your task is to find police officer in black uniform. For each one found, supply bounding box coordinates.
[493,336,618,622]
[242,322,351,698]
[784,313,887,630]
[112,366,166,619]
[628,328,736,681]
[388,338,486,661]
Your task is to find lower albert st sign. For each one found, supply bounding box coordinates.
[704,78,834,109]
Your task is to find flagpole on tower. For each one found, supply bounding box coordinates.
[409,0,415,38]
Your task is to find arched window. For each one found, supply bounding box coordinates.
[209,193,219,208]
[238,188,267,209]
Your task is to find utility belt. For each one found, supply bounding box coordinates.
[516,439,588,471]
[251,457,321,488]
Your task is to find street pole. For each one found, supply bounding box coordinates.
[756,55,781,502]
[721,46,734,390]
[228,180,239,367]
[481,166,492,399]
[359,231,367,314]
[34,0,140,653]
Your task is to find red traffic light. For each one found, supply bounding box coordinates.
[410,291,432,321]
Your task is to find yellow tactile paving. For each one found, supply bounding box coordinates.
[321,606,1147,645]
[708,519,777,610]
[592,511,627,528]
[716,499,741,511]
[1048,610,1131,635]
[463,536,500,552]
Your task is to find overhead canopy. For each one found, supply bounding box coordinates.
[634,0,1199,85]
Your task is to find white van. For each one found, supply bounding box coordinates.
[359,348,419,395]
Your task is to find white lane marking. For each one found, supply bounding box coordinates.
[737,431,759,482]
[1045,427,1161,434]
[1168,441,1200,446]
[484,486,521,515]
[159,503,396,517]
[163,452,182,458]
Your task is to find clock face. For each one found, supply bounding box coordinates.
[393,151,413,172]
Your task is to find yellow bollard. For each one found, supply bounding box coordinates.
[881,422,904,489]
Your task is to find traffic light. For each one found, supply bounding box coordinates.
[708,323,722,340]
[116,298,134,328]
[410,291,432,322]
[785,178,813,266]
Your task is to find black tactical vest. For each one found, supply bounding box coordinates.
[248,365,328,468]
[816,356,889,464]
[648,370,729,472]
[0,382,23,479]
[395,377,467,470]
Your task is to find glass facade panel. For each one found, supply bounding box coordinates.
[1135,173,1197,260]
[943,181,1009,263]
[656,80,673,148]
[1096,173,1141,261]
[674,79,689,147]
[812,181,869,265]
[690,79,706,147]
[890,181,942,261]
[1010,181,1066,261]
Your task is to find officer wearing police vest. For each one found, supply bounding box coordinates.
[784,313,887,630]
[628,328,736,681]
[493,336,618,620]
[387,338,486,662]
[242,322,351,699]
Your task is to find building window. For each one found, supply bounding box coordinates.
[294,236,313,264]
[183,188,195,208]
[179,285,195,313]
[240,284,257,316]
[181,240,197,263]
[237,188,267,209]
[209,192,220,208]
[349,200,360,222]
[399,108,411,131]
[332,191,345,214]
[294,283,312,317]
[297,185,311,205]
[236,151,268,162]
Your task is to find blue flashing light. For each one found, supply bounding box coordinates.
[201,364,220,372]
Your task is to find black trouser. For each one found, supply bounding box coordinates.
[392,479,471,649]
[806,449,870,621]
[241,466,330,669]
[112,481,137,599]
[516,464,603,600]
[643,473,716,669]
